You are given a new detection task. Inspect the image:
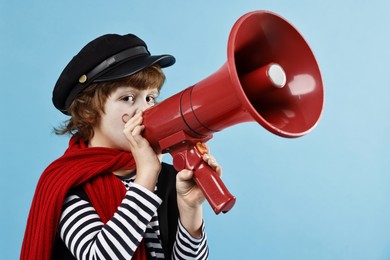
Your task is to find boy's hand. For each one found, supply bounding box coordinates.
[176,153,222,208]
[176,146,222,237]
[123,111,161,191]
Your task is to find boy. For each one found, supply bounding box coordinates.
[21,33,221,259]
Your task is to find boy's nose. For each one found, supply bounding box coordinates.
[136,100,150,113]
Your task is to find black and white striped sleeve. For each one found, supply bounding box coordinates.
[58,183,162,260]
[172,220,209,260]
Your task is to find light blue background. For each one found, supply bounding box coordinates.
[1,1,389,259]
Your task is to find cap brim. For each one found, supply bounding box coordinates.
[93,54,175,83]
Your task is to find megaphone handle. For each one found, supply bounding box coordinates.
[172,144,236,214]
[193,160,236,214]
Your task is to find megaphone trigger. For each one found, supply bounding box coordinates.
[195,142,209,155]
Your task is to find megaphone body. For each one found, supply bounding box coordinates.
[142,10,324,214]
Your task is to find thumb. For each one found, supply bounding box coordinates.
[177,169,194,182]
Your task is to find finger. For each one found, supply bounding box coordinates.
[123,127,137,147]
[124,125,146,149]
[123,113,143,138]
[123,122,141,144]
[177,169,194,182]
[132,125,145,136]
[202,154,218,168]
[202,153,222,177]
[124,112,143,129]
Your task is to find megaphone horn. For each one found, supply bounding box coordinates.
[142,10,324,214]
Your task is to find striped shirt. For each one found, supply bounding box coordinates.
[58,174,209,259]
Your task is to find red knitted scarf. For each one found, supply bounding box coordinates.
[21,137,147,259]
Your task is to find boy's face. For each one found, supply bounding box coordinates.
[90,85,159,151]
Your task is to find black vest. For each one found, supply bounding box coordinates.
[53,162,179,259]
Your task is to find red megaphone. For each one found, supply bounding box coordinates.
[142,10,324,214]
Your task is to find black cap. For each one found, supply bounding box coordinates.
[52,34,175,114]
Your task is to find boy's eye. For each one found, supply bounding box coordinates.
[121,95,134,102]
[146,96,157,104]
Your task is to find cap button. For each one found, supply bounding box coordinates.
[79,74,87,83]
